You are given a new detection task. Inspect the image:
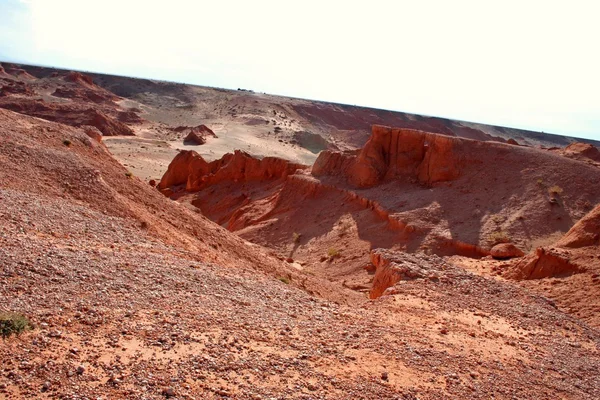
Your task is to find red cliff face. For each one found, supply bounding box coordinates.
[312,125,461,187]
[158,150,308,193]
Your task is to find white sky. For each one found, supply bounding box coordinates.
[1,0,599,140]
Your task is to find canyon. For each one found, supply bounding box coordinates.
[1,62,600,399]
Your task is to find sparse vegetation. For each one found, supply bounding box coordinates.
[63,139,72,147]
[536,178,545,187]
[278,277,290,284]
[125,171,133,178]
[488,230,510,245]
[292,232,301,244]
[0,313,33,340]
[327,248,341,259]
[548,185,563,196]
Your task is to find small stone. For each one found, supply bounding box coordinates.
[41,381,51,392]
[381,371,389,381]
[76,365,85,375]
[162,387,176,397]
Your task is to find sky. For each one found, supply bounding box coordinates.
[0,0,599,140]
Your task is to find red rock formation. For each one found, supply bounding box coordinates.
[369,249,449,298]
[117,110,143,124]
[158,150,307,193]
[556,204,600,248]
[65,71,95,86]
[89,109,134,136]
[0,98,134,136]
[313,125,461,187]
[183,125,217,145]
[0,81,34,96]
[561,142,600,163]
[51,86,119,105]
[157,150,208,191]
[82,125,103,143]
[490,243,524,259]
[505,247,581,280]
[4,66,36,80]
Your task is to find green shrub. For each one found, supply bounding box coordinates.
[278,277,290,284]
[0,313,33,339]
[63,139,72,147]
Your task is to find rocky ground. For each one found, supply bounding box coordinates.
[1,63,600,399]
[3,184,600,399]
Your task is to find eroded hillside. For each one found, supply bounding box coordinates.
[2,62,600,399]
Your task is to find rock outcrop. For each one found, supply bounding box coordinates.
[117,110,144,124]
[183,125,217,145]
[369,249,452,299]
[505,205,599,280]
[556,204,600,248]
[82,125,103,143]
[51,86,119,105]
[4,66,36,80]
[312,125,462,187]
[0,98,134,136]
[65,71,95,86]
[505,247,581,280]
[0,81,34,96]
[158,150,308,193]
[561,142,600,164]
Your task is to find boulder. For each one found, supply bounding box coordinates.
[183,125,217,145]
[183,130,206,145]
[490,243,524,259]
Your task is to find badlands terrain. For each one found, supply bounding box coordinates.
[1,62,600,399]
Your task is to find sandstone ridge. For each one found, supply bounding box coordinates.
[313,125,462,187]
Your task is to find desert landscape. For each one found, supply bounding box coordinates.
[1,62,600,399]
